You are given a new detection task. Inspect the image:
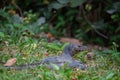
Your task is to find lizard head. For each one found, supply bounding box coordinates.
[68,43,87,56]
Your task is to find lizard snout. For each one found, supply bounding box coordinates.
[78,45,88,51]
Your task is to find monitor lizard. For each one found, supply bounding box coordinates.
[3,43,87,70]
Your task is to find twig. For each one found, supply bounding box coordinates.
[80,5,108,39]
[11,0,23,17]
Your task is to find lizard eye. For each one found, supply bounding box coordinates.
[78,45,82,48]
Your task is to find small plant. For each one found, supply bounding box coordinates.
[103,42,120,63]
[111,42,120,63]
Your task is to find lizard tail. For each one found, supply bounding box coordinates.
[3,62,42,70]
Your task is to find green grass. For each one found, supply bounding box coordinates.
[0,40,120,80]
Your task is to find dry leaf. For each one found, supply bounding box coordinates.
[59,37,82,44]
[85,52,94,60]
[4,58,17,66]
[71,78,77,80]
[44,51,49,57]
[3,41,9,46]
[46,32,53,39]
[8,10,16,15]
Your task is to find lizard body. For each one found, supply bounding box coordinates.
[4,43,87,70]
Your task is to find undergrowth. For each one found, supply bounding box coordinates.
[0,40,120,80]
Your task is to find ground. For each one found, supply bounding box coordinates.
[0,40,120,80]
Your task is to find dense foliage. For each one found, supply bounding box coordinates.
[0,0,120,45]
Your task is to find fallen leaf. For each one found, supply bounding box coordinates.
[59,37,82,44]
[44,51,49,57]
[4,58,17,66]
[71,78,77,80]
[8,10,16,15]
[85,52,94,60]
[3,41,9,46]
[46,32,53,39]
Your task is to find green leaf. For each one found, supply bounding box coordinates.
[61,43,70,50]
[107,9,116,14]
[35,17,46,26]
[107,2,120,14]
[50,63,59,70]
[50,2,64,9]
[70,0,86,7]
[92,20,105,30]
[0,32,5,37]
[85,4,92,11]
[47,43,61,50]
[57,0,69,4]
[106,73,114,80]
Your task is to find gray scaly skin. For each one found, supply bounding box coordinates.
[4,43,87,70]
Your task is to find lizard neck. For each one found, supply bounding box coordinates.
[61,52,72,57]
[61,52,73,60]
[62,45,73,56]
[61,47,73,59]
